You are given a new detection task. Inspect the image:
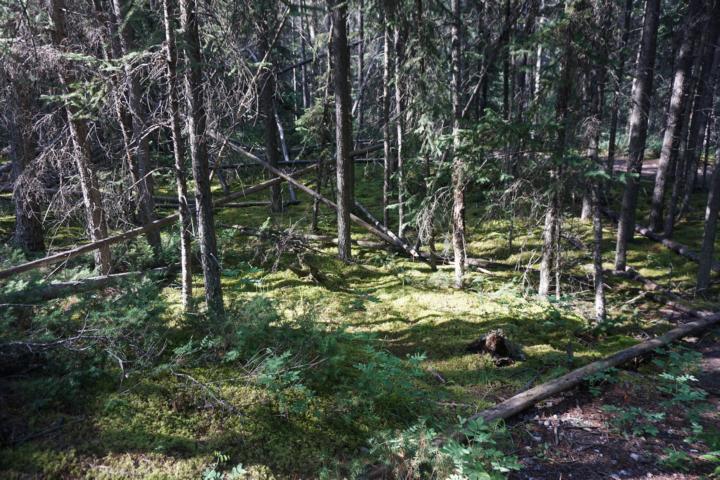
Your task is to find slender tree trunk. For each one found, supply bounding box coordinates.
[382,7,392,228]
[328,0,354,261]
[111,0,161,252]
[355,0,365,145]
[606,0,634,176]
[9,80,44,252]
[180,0,224,316]
[259,27,283,213]
[394,24,405,237]
[162,0,193,312]
[614,0,661,271]
[49,0,111,274]
[539,11,573,298]
[451,0,465,289]
[697,142,720,291]
[648,0,702,232]
[680,11,720,217]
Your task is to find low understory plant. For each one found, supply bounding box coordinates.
[362,417,521,480]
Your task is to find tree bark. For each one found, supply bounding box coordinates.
[49,0,111,274]
[450,0,466,289]
[258,14,283,213]
[110,0,161,252]
[382,4,393,228]
[697,143,720,291]
[395,23,405,237]
[648,0,702,232]
[8,79,44,252]
[328,0,354,261]
[606,0,634,176]
[180,0,224,316]
[614,0,661,271]
[539,10,574,297]
[162,0,193,312]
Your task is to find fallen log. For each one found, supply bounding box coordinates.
[603,208,720,273]
[215,134,429,264]
[0,165,316,281]
[463,311,720,426]
[0,265,179,304]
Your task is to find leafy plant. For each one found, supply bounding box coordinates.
[586,367,619,396]
[601,405,665,438]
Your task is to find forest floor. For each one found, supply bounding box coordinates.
[1,162,719,478]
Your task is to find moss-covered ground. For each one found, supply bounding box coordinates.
[0,164,718,478]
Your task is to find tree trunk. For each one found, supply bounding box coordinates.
[382,6,393,228]
[162,0,193,312]
[180,0,224,316]
[679,9,720,218]
[394,23,405,237]
[697,143,720,291]
[49,0,111,274]
[614,0,661,271]
[539,10,574,298]
[258,14,283,213]
[648,0,702,232]
[450,0,466,289]
[110,0,161,252]
[8,80,44,252]
[328,0,354,261]
[606,0,634,176]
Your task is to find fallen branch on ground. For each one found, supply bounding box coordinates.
[0,165,316,280]
[443,310,720,438]
[0,265,179,304]
[602,208,720,273]
[214,133,429,264]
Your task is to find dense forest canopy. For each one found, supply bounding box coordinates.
[2,0,720,477]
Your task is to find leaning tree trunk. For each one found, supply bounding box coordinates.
[697,143,720,291]
[162,0,193,312]
[328,0,354,261]
[450,0,466,289]
[614,0,661,271]
[8,79,44,252]
[49,0,111,274]
[648,0,702,232]
[180,0,224,316]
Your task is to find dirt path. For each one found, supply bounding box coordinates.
[509,328,720,479]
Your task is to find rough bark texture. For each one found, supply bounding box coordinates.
[50,0,111,274]
[162,0,193,311]
[614,0,660,271]
[328,0,354,261]
[648,0,702,232]
[450,0,466,289]
[180,0,224,316]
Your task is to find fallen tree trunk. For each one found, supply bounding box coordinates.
[462,311,720,427]
[0,165,316,280]
[0,265,179,304]
[215,134,429,264]
[603,207,720,273]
